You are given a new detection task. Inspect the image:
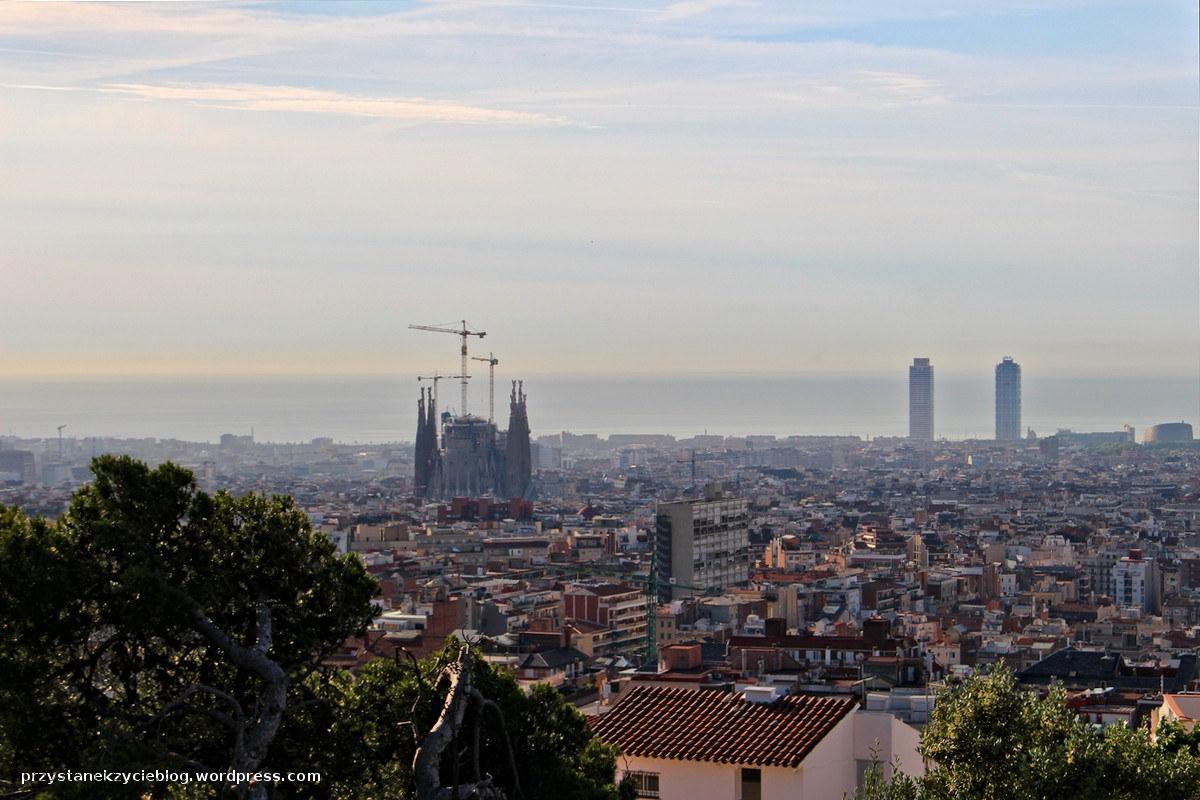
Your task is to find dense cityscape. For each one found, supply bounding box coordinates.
[3,345,1198,797]
[3,1,1198,798]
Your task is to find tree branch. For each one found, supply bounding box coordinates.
[153,581,288,800]
[414,648,472,800]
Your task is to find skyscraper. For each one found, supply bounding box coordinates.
[908,357,934,441]
[995,356,1022,441]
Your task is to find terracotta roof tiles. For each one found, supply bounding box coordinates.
[590,686,856,768]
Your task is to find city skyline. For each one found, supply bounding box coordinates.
[2,371,1193,444]
[2,1,1197,380]
[4,5,1200,798]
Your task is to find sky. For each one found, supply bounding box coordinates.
[1,0,1197,381]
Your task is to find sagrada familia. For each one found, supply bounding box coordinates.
[413,381,532,501]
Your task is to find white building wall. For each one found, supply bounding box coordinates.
[850,711,926,781]
[614,710,921,800]
[616,755,841,800]
[617,757,734,800]
[801,711,858,799]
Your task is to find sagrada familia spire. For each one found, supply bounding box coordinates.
[504,380,532,499]
[413,380,532,502]
[413,387,441,499]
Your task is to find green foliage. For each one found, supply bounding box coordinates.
[0,458,631,799]
[1159,720,1200,757]
[289,643,628,800]
[861,665,1200,800]
[854,754,922,800]
[0,456,378,796]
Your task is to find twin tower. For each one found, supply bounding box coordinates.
[909,356,1022,442]
[414,381,533,501]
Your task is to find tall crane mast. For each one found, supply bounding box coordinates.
[470,352,499,424]
[409,321,486,417]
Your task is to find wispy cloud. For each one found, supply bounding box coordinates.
[12,81,585,127]
[764,69,947,109]
[1,0,1195,382]
[649,0,755,23]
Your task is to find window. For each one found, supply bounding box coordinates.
[626,771,660,799]
[740,767,761,800]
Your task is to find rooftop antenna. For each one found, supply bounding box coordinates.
[409,320,486,417]
[471,352,500,424]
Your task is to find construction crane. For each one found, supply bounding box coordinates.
[56,424,67,459]
[470,352,499,424]
[409,321,486,418]
[416,372,471,408]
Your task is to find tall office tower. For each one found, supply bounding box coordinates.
[908,357,934,441]
[995,356,1022,441]
[655,490,750,601]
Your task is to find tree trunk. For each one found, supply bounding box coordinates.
[412,647,507,800]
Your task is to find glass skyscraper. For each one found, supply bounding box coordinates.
[995,356,1022,441]
[908,357,934,441]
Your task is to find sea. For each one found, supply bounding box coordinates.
[0,375,1196,445]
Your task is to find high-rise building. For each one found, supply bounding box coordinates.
[655,490,750,601]
[995,356,1021,441]
[908,357,934,441]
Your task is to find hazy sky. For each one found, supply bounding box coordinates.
[2,1,1197,380]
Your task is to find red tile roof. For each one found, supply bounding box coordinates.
[590,686,856,768]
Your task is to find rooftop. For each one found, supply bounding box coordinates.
[589,685,856,768]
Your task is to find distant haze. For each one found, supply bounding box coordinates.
[1,375,1194,444]
[1,2,1197,381]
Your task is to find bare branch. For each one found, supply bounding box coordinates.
[414,648,473,800]
[413,646,517,800]
[152,580,288,799]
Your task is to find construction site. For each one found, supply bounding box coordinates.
[411,321,533,502]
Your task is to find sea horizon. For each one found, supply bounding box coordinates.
[1,374,1195,445]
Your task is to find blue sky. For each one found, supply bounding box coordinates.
[0,0,1196,380]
